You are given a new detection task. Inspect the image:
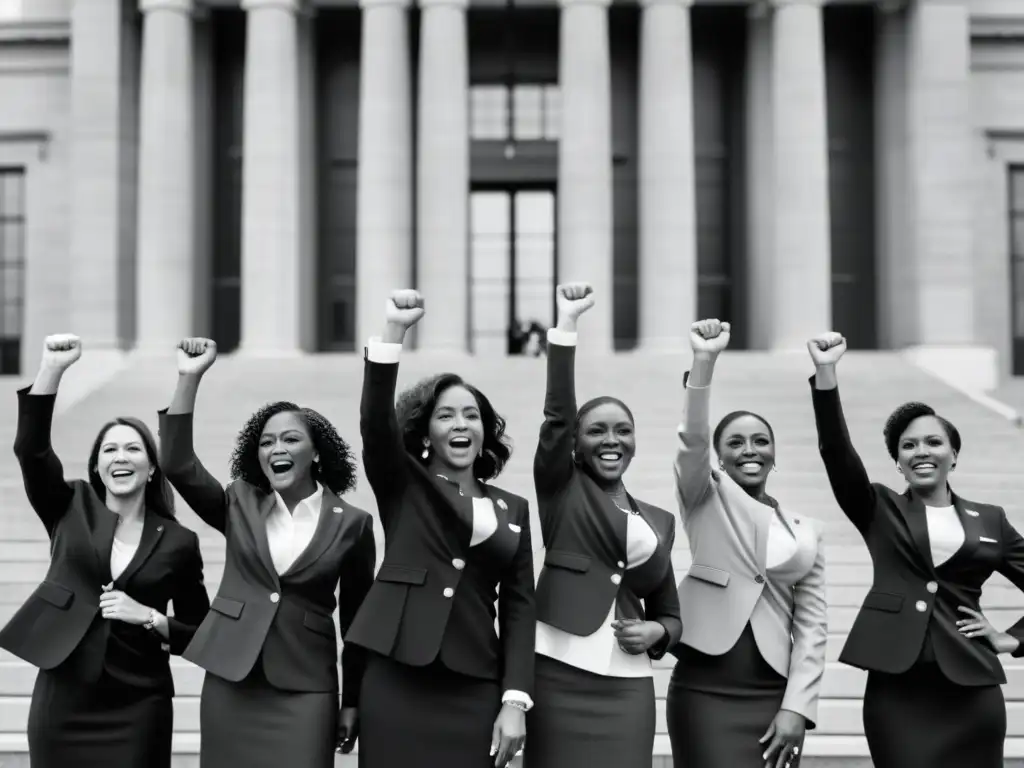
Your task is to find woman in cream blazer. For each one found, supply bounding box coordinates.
[667,319,828,768]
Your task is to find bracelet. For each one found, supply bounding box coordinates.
[503,700,529,713]
[144,609,159,632]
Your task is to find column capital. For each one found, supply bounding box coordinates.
[139,0,193,13]
[362,0,411,8]
[559,0,612,9]
[241,0,305,12]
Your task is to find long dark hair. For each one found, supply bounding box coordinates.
[396,373,513,480]
[88,417,176,519]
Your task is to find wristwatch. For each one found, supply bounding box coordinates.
[144,609,159,632]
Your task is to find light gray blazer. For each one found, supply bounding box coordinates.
[673,382,828,726]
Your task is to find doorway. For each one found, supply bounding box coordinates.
[469,187,557,355]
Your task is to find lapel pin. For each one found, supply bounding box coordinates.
[333,506,343,514]
[157,525,164,533]
[967,510,979,517]
[508,523,521,533]
[497,499,508,511]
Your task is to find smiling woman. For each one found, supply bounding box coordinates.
[0,333,209,768]
[159,339,376,768]
[344,289,535,768]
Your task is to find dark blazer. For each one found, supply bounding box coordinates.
[811,380,1024,684]
[345,356,536,697]
[0,387,209,695]
[533,340,682,657]
[158,409,376,707]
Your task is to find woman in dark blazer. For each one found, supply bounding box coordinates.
[668,319,827,768]
[0,334,209,768]
[345,290,535,768]
[159,338,377,768]
[807,331,1024,768]
[524,283,682,768]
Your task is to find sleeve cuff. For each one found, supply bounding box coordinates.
[366,337,403,364]
[546,328,577,347]
[502,690,534,711]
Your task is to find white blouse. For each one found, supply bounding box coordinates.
[109,515,143,581]
[925,504,965,567]
[267,483,324,575]
[536,507,661,678]
[766,512,799,571]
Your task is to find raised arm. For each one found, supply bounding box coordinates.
[166,531,211,655]
[534,283,594,495]
[358,290,423,524]
[337,512,377,709]
[12,335,81,535]
[780,530,828,729]
[160,339,229,534]
[807,333,877,534]
[674,320,731,513]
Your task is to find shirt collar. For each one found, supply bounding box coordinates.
[273,482,324,520]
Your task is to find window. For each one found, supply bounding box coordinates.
[0,168,25,375]
[469,83,560,142]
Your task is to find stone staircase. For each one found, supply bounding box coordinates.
[1,349,1023,767]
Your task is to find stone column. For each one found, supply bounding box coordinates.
[904,0,974,344]
[744,1,775,348]
[357,0,412,344]
[415,0,469,351]
[136,0,195,348]
[239,0,305,353]
[767,0,831,348]
[637,0,697,350]
[558,0,613,351]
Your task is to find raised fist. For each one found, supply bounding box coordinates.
[807,332,847,366]
[556,283,595,322]
[177,338,217,376]
[690,319,731,355]
[41,334,82,370]
[385,289,425,329]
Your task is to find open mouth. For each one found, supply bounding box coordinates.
[598,451,623,467]
[911,462,937,473]
[738,461,763,475]
[270,460,294,475]
[448,436,472,450]
[110,469,134,479]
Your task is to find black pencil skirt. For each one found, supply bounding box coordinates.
[523,654,657,768]
[27,667,172,768]
[358,653,502,768]
[200,663,338,768]
[863,662,1005,768]
[666,623,794,768]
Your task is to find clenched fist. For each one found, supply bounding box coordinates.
[807,332,846,367]
[40,334,82,371]
[556,283,595,323]
[177,338,217,376]
[690,319,730,356]
[386,290,425,329]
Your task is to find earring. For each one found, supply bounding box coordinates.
[772,464,778,473]
[718,461,725,470]
[571,450,577,464]
[896,463,903,474]
[421,440,430,461]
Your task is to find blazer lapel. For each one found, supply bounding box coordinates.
[283,492,347,577]
[92,507,118,580]
[950,491,982,564]
[114,512,165,588]
[898,490,937,576]
[253,493,282,588]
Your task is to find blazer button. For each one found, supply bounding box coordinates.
[610,574,622,585]
[926,581,938,594]
[443,587,454,598]
[915,600,927,612]
[270,592,280,603]
[754,574,765,584]
[452,559,466,571]
[616,561,625,569]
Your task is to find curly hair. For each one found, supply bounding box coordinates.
[713,410,776,454]
[229,401,357,495]
[395,373,512,480]
[88,417,176,519]
[883,401,961,461]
